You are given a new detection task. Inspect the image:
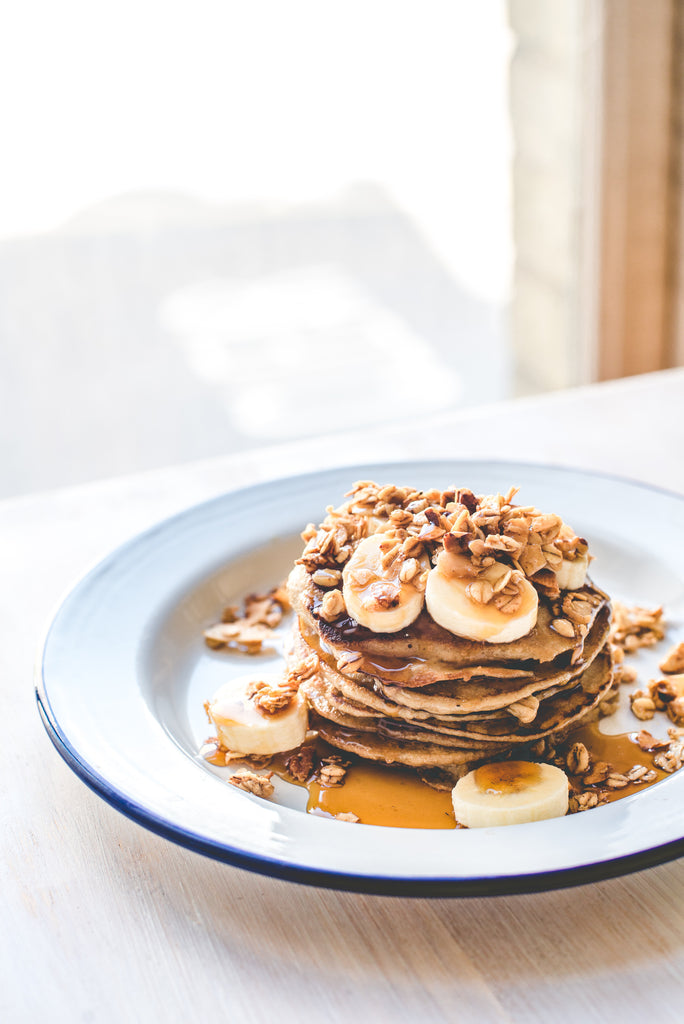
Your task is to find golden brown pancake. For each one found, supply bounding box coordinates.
[285,483,615,773]
[288,563,608,686]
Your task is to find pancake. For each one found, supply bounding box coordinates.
[289,563,608,687]
[311,712,509,769]
[291,605,610,716]
[302,649,613,747]
[286,479,616,773]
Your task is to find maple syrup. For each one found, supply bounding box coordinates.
[299,616,425,684]
[474,760,542,795]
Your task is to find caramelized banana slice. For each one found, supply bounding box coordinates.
[342,532,430,633]
[452,761,569,827]
[425,552,538,643]
[207,673,308,756]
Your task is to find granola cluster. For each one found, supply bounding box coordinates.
[545,586,607,664]
[297,481,589,623]
[285,747,350,787]
[610,601,666,654]
[528,734,659,812]
[630,673,684,725]
[245,677,298,716]
[204,585,290,653]
[228,769,275,798]
[616,633,684,724]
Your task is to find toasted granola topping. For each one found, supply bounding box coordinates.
[300,481,592,609]
[399,557,420,583]
[336,651,363,674]
[653,729,684,772]
[635,729,670,752]
[660,642,684,674]
[635,675,684,724]
[318,755,350,787]
[204,585,288,654]
[615,662,638,686]
[319,588,346,622]
[565,742,590,775]
[624,765,658,783]
[311,568,343,589]
[228,770,275,798]
[246,678,298,716]
[630,693,657,721]
[285,746,318,783]
[604,771,630,789]
[610,601,666,654]
[286,651,319,684]
[581,761,610,786]
[570,791,603,812]
[551,617,576,639]
[562,593,593,625]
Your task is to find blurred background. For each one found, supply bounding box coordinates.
[1,0,683,499]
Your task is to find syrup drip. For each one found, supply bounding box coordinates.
[474,760,542,795]
[299,615,425,684]
[267,741,455,829]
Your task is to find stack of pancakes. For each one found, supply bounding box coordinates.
[288,564,613,772]
[286,482,616,775]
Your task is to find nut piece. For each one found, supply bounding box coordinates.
[228,770,275,798]
[635,729,669,752]
[334,811,359,823]
[318,755,350,787]
[285,746,317,783]
[625,765,657,784]
[610,601,666,654]
[312,568,343,588]
[551,618,576,639]
[399,557,420,583]
[319,589,346,622]
[204,585,287,654]
[583,761,610,786]
[566,742,590,775]
[660,642,684,675]
[604,772,629,790]
[246,678,298,716]
[615,663,638,686]
[667,696,684,726]
[572,791,600,812]
[630,693,657,721]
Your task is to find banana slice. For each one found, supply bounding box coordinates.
[425,552,538,643]
[207,673,308,755]
[452,760,569,827]
[342,532,429,633]
[556,552,589,590]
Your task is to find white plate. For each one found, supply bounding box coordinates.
[36,460,684,896]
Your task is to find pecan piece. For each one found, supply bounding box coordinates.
[286,746,318,783]
[318,755,350,787]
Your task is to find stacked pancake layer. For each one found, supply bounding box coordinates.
[287,482,616,774]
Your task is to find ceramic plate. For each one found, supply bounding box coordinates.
[36,461,684,896]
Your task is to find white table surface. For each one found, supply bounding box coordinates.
[4,368,684,1023]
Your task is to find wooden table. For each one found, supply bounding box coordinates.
[4,368,684,1023]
